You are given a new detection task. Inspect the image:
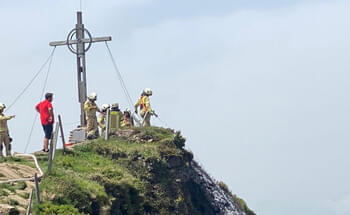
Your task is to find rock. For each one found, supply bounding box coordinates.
[167,156,183,169]
[190,161,247,215]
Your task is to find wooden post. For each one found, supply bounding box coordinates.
[34,173,40,204]
[52,122,59,160]
[58,115,66,154]
[105,109,110,140]
[48,139,54,174]
[26,189,33,215]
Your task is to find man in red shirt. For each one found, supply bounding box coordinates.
[36,93,54,152]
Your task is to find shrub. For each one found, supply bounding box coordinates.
[35,203,84,215]
[173,131,186,149]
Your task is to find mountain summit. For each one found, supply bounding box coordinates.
[1,127,255,215]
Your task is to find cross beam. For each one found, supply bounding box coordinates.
[49,36,111,47]
[49,11,112,127]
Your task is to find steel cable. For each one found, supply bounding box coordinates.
[104,42,169,127]
[105,42,134,109]
[6,47,57,112]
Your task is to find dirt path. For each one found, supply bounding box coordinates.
[0,161,39,214]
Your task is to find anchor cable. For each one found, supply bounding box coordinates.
[6,47,57,112]
[105,42,134,109]
[104,42,168,127]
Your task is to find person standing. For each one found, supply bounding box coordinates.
[84,92,100,139]
[98,104,110,137]
[0,103,15,157]
[109,103,123,133]
[36,93,54,152]
[134,88,155,127]
[121,109,133,128]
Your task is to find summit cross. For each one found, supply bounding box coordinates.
[49,11,112,126]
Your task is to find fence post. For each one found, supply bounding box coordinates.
[105,109,110,140]
[58,115,66,154]
[48,139,54,175]
[34,173,40,204]
[26,189,33,215]
[52,122,59,159]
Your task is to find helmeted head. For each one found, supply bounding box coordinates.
[111,103,120,111]
[101,104,110,112]
[0,103,6,112]
[143,88,152,96]
[111,103,119,108]
[88,92,97,101]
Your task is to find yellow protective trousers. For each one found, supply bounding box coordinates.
[87,116,99,138]
[141,112,151,127]
[0,132,11,156]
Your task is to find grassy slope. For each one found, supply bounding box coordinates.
[33,127,252,215]
[0,157,39,215]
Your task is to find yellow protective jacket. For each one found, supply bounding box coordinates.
[84,100,99,119]
[98,113,106,130]
[121,115,132,127]
[0,114,12,133]
[134,96,152,115]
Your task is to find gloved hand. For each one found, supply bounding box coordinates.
[135,109,138,114]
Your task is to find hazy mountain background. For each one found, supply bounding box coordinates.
[0,0,349,214]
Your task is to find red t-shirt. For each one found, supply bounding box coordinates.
[36,100,54,125]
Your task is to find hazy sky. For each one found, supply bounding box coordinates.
[0,0,349,214]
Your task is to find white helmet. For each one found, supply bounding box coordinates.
[111,103,119,108]
[101,104,110,111]
[88,92,97,100]
[143,88,152,96]
[0,103,5,110]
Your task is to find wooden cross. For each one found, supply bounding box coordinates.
[49,11,112,126]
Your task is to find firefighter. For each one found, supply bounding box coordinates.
[98,104,110,137]
[134,88,155,127]
[109,103,123,134]
[84,92,100,139]
[121,109,133,128]
[0,103,15,157]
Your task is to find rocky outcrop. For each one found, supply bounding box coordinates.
[190,161,247,215]
[15,127,254,215]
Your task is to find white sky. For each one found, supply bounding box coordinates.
[0,0,349,214]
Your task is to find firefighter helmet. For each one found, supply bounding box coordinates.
[88,92,97,100]
[143,88,152,96]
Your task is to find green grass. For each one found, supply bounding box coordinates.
[18,192,30,199]
[14,181,26,190]
[35,127,194,214]
[0,188,9,196]
[0,156,37,169]
[0,183,16,193]
[33,127,253,215]
[33,203,85,215]
[8,199,19,206]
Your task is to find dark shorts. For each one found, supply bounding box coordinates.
[42,124,53,139]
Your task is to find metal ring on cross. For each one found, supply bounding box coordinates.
[66,27,93,55]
